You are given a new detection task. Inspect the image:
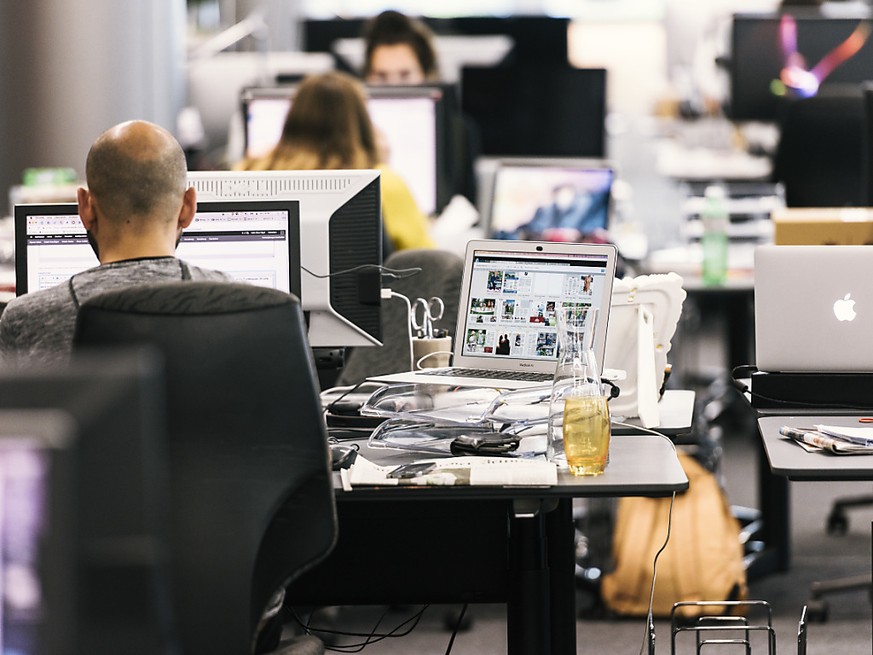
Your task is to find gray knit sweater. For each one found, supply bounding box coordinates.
[0,257,232,366]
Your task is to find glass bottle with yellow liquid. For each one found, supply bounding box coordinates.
[547,306,610,476]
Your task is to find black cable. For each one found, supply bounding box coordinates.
[322,380,369,417]
[290,605,429,653]
[444,604,468,655]
[301,263,422,279]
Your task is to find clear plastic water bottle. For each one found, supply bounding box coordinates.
[701,184,728,285]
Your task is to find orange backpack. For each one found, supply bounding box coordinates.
[601,451,748,619]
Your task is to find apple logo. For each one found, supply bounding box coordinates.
[833,293,857,322]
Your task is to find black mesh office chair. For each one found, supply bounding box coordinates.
[336,248,464,386]
[73,282,337,655]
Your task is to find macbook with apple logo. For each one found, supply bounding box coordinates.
[754,245,873,373]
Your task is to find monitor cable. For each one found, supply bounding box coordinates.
[384,289,415,371]
[301,264,422,280]
[443,603,468,655]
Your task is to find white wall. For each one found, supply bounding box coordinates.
[0,0,185,203]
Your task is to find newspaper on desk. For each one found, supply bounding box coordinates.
[341,455,558,490]
[780,424,873,455]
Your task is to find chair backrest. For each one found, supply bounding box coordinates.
[336,248,464,386]
[73,281,337,655]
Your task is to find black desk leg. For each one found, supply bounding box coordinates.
[757,440,791,573]
[507,503,551,655]
[546,498,577,654]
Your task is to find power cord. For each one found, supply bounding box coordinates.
[290,605,429,653]
[301,264,422,280]
[443,603,468,655]
[387,289,415,371]
[415,350,453,370]
[640,491,675,655]
[611,420,677,655]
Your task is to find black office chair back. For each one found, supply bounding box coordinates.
[73,282,337,655]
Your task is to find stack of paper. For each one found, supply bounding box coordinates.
[780,424,873,455]
[342,455,558,489]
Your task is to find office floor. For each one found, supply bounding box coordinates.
[287,407,873,654]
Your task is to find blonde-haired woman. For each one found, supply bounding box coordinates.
[237,71,434,252]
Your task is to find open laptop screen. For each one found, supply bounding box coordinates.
[457,245,614,369]
[488,160,614,241]
[14,201,300,299]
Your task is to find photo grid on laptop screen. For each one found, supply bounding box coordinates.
[489,162,614,241]
[457,247,613,368]
[17,202,298,297]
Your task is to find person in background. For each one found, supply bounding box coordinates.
[0,120,233,367]
[363,10,479,205]
[236,71,434,253]
[362,10,440,85]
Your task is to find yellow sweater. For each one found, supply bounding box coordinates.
[377,164,435,251]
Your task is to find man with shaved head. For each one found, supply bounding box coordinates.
[0,120,232,365]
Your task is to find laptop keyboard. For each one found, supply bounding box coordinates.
[417,367,553,383]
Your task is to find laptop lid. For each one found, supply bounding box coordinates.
[451,239,618,375]
[484,158,615,241]
[755,245,873,372]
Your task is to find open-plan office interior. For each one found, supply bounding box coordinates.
[2,0,873,653]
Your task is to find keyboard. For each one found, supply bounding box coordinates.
[416,367,553,383]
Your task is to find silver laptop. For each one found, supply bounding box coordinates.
[369,239,618,389]
[484,158,615,241]
[755,245,873,373]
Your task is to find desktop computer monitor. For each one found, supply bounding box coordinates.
[460,65,607,158]
[302,15,570,67]
[730,11,873,121]
[14,200,300,297]
[241,84,448,215]
[0,410,76,655]
[0,350,175,653]
[187,169,382,348]
[484,158,615,241]
[13,189,380,349]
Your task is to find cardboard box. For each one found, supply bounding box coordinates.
[772,207,873,245]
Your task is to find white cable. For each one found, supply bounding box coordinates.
[612,420,680,655]
[388,290,415,371]
[639,490,676,655]
[414,350,453,370]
